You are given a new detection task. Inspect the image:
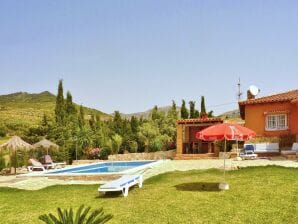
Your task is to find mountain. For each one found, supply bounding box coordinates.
[219,109,240,119]
[121,107,242,121]
[119,106,180,119]
[0,91,110,133]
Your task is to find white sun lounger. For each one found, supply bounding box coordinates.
[98,174,143,197]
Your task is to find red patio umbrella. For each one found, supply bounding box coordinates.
[196,123,256,141]
[196,123,256,190]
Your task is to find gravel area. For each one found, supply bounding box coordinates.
[0,158,297,190]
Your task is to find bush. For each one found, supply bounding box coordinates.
[0,152,6,171]
[128,141,138,153]
[86,148,101,159]
[149,138,163,152]
[0,124,7,137]
[215,140,235,152]
[99,148,111,160]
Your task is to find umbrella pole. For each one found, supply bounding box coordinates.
[14,149,17,174]
[219,138,229,190]
[224,138,226,183]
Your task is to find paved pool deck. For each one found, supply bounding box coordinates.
[0,158,297,190]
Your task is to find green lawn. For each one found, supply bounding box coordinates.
[0,166,297,224]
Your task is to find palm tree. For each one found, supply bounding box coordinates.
[39,205,112,224]
[111,134,123,154]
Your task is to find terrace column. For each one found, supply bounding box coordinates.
[176,124,183,155]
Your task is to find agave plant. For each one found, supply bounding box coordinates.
[39,204,112,224]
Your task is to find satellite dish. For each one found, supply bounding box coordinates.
[249,85,260,96]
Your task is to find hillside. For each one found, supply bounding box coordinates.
[119,106,180,119]
[0,91,110,134]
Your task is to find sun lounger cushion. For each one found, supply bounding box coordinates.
[255,143,279,153]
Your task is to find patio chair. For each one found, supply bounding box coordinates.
[27,159,47,172]
[98,174,143,197]
[41,155,66,169]
[240,144,258,160]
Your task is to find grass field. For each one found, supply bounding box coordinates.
[0,166,297,224]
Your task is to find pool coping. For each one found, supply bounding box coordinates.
[21,160,164,177]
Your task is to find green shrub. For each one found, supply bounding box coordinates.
[149,138,163,152]
[0,124,7,137]
[215,140,235,152]
[0,152,6,171]
[99,148,111,160]
[39,204,112,224]
[128,141,138,153]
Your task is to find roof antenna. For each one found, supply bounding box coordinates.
[237,77,242,101]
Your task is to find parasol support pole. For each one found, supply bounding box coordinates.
[224,138,226,182]
[219,138,229,190]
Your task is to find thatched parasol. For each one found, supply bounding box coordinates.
[0,136,33,174]
[0,136,32,151]
[33,138,59,155]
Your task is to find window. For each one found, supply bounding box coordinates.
[266,114,288,131]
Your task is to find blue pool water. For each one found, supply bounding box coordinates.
[47,161,156,175]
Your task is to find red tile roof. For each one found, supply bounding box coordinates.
[177,117,223,124]
[239,89,298,119]
[239,89,298,105]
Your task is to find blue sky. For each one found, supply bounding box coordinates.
[0,0,297,115]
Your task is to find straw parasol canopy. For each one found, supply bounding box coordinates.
[0,136,33,174]
[0,136,32,151]
[33,138,59,155]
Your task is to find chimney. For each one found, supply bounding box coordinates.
[247,90,255,100]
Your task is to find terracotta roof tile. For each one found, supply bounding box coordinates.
[177,117,223,124]
[239,89,298,106]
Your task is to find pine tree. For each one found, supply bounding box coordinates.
[201,96,207,116]
[65,91,76,115]
[55,80,65,123]
[180,100,189,119]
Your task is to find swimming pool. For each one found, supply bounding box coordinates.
[25,160,160,177]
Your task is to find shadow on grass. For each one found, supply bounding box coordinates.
[175,182,221,192]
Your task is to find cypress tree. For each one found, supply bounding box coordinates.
[151,106,159,120]
[78,105,85,127]
[65,91,76,115]
[55,80,65,123]
[194,110,200,118]
[113,111,123,134]
[130,116,139,134]
[168,100,178,119]
[189,101,196,118]
[201,96,207,115]
[180,100,189,119]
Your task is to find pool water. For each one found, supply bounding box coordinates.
[47,161,156,175]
